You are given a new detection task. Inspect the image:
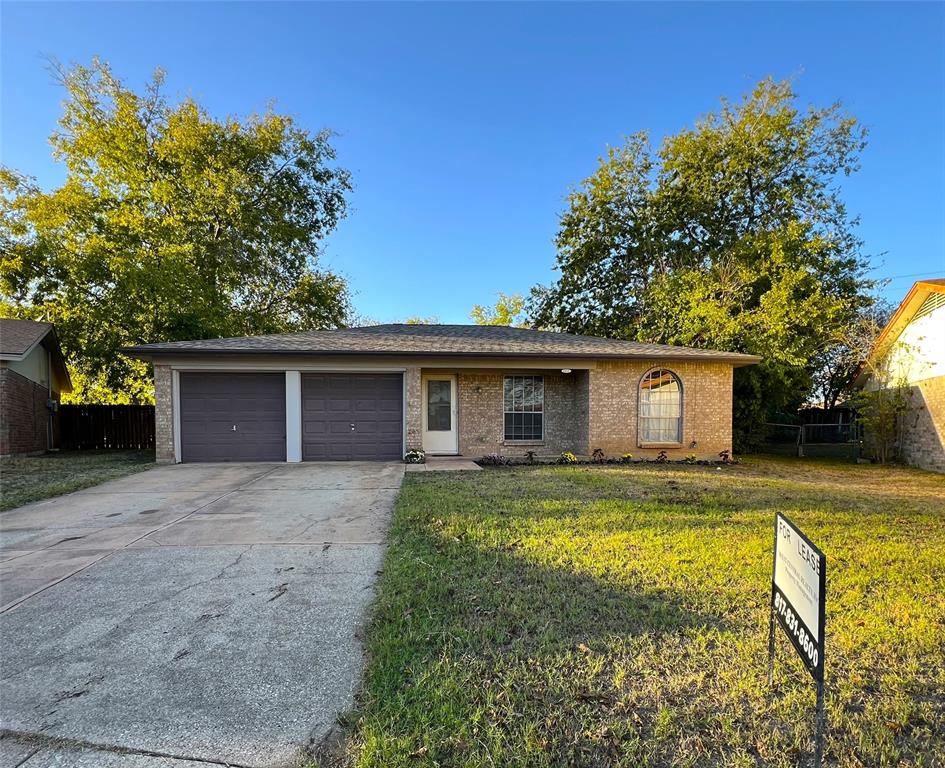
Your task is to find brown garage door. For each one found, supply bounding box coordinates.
[179,373,286,462]
[302,373,403,460]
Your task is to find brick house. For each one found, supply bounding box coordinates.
[856,279,945,473]
[125,324,760,464]
[0,319,73,456]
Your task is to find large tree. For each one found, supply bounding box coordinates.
[529,78,876,447]
[1,59,352,403]
[469,292,527,327]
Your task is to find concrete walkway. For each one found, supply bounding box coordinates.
[0,461,403,767]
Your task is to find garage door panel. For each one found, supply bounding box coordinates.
[180,373,286,462]
[301,373,403,461]
[352,438,402,455]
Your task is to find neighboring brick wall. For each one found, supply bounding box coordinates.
[0,368,56,455]
[154,364,175,463]
[405,367,423,452]
[456,371,588,458]
[587,360,734,461]
[899,376,945,473]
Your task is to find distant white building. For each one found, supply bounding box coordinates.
[857,279,945,473]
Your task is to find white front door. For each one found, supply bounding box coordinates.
[422,375,458,454]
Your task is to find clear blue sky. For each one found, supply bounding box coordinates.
[3,2,944,322]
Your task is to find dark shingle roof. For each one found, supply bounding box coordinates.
[0,318,54,357]
[125,324,761,365]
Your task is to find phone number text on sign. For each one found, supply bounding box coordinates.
[773,588,819,669]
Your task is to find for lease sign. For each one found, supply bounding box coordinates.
[772,513,826,680]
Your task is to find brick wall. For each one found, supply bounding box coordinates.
[899,376,945,473]
[0,368,57,455]
[405,367,423,452]
[154,364,175,463]
[574,370,590,456]
[456,371,587,458]
[587,360,733,461]
[415,362,736,461]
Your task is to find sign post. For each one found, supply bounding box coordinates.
[768,513,827,767]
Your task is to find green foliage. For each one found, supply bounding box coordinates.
[850,320,923,463]
[403,316,440,325]
[811,301,893,411]
[852,387,907,464]
[469,292,527,327]
[528,79,876,446]
[1,59,352,403]
[558,451,578,464]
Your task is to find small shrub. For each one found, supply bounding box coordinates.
[718,449,731,464]
[620,453,634,464]
[480,453,512,466]
[655,450,669,464]
[558,451,578,465]
[404,450,426,464]
[524,450,537,464]
[591,448,605,464]
[684,453,697,464]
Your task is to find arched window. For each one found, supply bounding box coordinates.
[639,369,682,444]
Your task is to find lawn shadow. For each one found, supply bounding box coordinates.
[356,503,747,767]
[378,503,732,661]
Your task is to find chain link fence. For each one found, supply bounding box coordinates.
[759,422,861,461]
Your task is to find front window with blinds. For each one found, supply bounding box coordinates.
[504,376,544,441]
[639,369,682,443]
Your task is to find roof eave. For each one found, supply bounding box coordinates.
[863,279,945,370]
[0,326,72,393]
[123,346,761,365]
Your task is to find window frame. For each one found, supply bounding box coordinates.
[426,379,453,432]
[503,374,545,442]
[637,368,684,447]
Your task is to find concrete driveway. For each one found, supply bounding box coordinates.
[0,461,403,767]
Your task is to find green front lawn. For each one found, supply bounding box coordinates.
[326,456,945,768]
[0,450,155,511]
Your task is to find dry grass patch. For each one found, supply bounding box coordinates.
[0,450,154,511]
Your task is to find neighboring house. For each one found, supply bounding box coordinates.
[125,324,760,464]
[856,279,945,473]
[0,319,73,456]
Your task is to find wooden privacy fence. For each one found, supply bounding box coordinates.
[60,404,155,450]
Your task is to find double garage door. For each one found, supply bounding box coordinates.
[179,372,403,462]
